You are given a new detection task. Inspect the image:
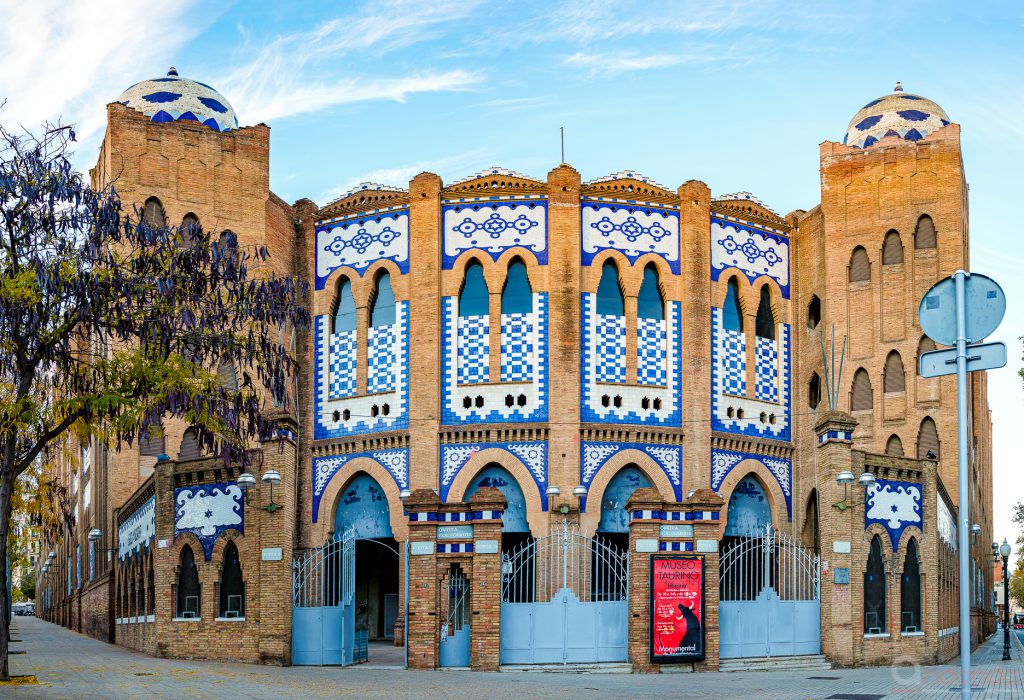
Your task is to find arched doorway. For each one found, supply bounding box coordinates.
[465,464,530,552]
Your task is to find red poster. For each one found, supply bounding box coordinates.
[650,556,705,662]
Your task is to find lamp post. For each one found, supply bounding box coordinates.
[1001,538,1012,661]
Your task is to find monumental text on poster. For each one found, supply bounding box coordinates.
[650,555,705,663]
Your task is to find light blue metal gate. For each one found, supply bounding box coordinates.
[292,529,356,665]
[439,566,470,667]
[719,525,820,659]
[500,521,628,664]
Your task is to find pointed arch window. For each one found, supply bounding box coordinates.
[723,277,743,332]
[218,358,238,392]
[901,539,922,632]
[884,351,905,393]
[139,423,165,459]
[176,545,201,618]
[755,286,775,339]
[851,368,873,412]
[808,372,821,410]
[865,535,887,633]
[143,197,165,228]
[882,230,904,264]
[917,417,940,460]
[886,434,904,457]
[501,259,533,314]
[459,261,489,317]
[181,214,200,249]
[218,541,245,618]
[596,260,624,316]
[179,426,201,462]
[915,215,936,249]
[849,246,871,283]
[917,336,936,376]
[637,265,664,320]
[807,295,821,330]
[333,278,356,333]
[369,272,396,327]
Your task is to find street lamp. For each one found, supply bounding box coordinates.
[261,469,282,512]
[833,470,875,511]
[1001,538,1012,661]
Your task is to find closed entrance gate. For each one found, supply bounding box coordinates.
[718,525,821,659]
[499,521,628,664]
[439,566,470,667]
[292,529,362,665]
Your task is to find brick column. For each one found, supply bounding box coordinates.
[468,487,506,671]
[814,411,858,667]
[626,487,664,673]
[686,489,725,671]
[404,489,440,669]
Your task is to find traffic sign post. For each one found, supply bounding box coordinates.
[918,271,1006,700]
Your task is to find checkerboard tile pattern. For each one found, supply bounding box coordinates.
[637,317,667,386]
[457,314,490,385]
[755,335,779,403]
[367,323,397,394]
[594,314,626,383]
[328,330,357,399]
[501,312,533,382]
[720,327,747,396]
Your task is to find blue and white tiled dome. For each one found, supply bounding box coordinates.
[843,83,950,148]
[117,68,238,132]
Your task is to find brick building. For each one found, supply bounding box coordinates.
[35,72,995,671]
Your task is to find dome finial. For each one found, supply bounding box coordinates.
[893,81,903,93]
[167,67,178,77]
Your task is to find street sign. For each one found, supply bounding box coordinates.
[919,342,1007,378]
[918,273,1005,345]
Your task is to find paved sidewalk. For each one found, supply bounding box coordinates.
[5,616,1024,699]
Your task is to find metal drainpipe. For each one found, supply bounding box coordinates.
[404,538,410,669]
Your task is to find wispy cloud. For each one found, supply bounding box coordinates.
[564,44,763,76]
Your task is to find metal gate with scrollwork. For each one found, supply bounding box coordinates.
[292,528,357,665]
[439,566,470,667]
[500,521,629,664]
[719,525,821,659]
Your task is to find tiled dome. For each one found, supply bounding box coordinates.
[843,83,950,148]
[117,67,238,132]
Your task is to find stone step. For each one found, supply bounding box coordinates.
[719,654,832,672]
[500,662,633,674]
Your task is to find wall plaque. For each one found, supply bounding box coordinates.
[660,524,694,538]
[411,541,435,555]
[475,539,500,554]
[635,538,659,553]
[437,524,474,541]
[834,567,850,585]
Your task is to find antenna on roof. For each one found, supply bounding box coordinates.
[560,126,565,164]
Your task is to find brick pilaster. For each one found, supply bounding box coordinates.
[468,487,506,671]
[626,487,664,672]
[404,489,441,669]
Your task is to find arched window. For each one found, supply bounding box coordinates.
[865,535,887,633]
[917,417,940,460]
[181,214,200,249]
[369,272,396,327]
[915,215,936,249]
[917,336,936,376]
[596,260,624,316]
[501,259,532,314]
[849,246,870,283]
[178,426,200,462]
[807,295,821,330]
[332,278,356,333]
[176,546,200,618]
[459,261,489,317]
[851,368,873,412]
[886,434,904,457]
[637,265,664,320]
[882,230,904,264]
[808,372,821,410]
[218,541,245,618]
[723,277,743,332]
[147,559,155,614]
[139,423,165,460]
[143,197,165,228]
[218,358,238,392]
[901,539,922,632]
[884,351,905,393]
[755,286,775,339]
[803,490,820,554]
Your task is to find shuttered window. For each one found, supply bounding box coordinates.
[181,214,200,249]
[139,425,165,457]
[851,368,873,411]
[917,336,936,375]
[882,231,904,264]
[886,434,904,456]
[915,215,936,249]
[849,247,870,282]
[218,359,238,392]
[884,351,905,393]
[917,417,940,459]
[755,285,775,339]
[179,427,201,462]
[143,197,165,228]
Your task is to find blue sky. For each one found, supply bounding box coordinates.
[2,0,1022,554]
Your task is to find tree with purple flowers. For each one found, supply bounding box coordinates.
[0,122,308,678]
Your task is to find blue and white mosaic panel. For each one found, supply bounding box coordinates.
[118,496,155,560]
[582,202,680,273]
[440,442,546,505]
[711,449,792,517]
[442,294,548,424]
[329,330,357,399]
[580,442,683,503]
[581,295,682,425]
[866,478,922,551]
[315,210,409,289]
[637,318,668,386]
[594,315,626,384]
[755,335,780,403]
[710,217,790,298]
[314,301,409,438]
[457,315,490,385]
[442,200,547,269]
[174,483,243,560]
[311,448,409,523]
[711,307,791,441]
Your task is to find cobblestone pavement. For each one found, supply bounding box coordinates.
[6,617,1024,699]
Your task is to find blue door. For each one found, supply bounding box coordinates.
[292,530,356,665]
